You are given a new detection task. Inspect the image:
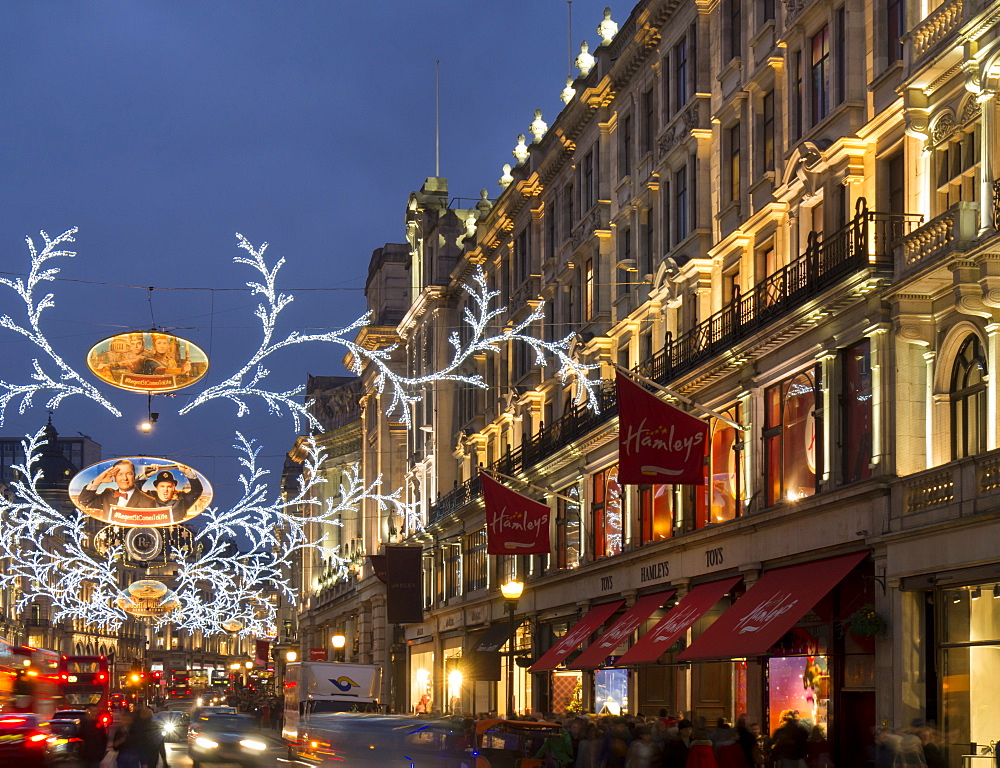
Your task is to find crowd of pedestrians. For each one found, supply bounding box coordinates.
[76,703,168,768]
[470,709,951,768]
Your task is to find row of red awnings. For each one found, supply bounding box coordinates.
[529,551,867,672]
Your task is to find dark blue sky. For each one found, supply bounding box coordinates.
[0,1,612,503]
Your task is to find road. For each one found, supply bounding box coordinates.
[164,740,304,767]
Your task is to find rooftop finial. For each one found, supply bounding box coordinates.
[513,134,529,165]
[575,40,595,77]
[561,77,577,104]
[597,8,618,46]
[529,110,548,143]
[499,164,514,189]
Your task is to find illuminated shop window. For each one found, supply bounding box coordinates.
[592,465,623,558]
[764,368,821,506]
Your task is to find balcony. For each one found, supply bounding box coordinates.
[892,449,1000,531]
[904,0,993,72]
[897,201,978,279]
[642,203,918,385]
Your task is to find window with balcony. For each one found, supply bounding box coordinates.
[464,530,487,592]
[842,339,873,484]
[811,25,830,124]
[764,368,822,505]
[445,543,461,599]
[592,464,623,558]
[556,486,582,570]
[951,334,986,460]
[638,484,673,543]
[761,0,775,22]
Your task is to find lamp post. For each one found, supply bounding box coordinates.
[500,579,524,718]
[331,632,346,662]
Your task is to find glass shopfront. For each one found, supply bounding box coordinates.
[939,583,1000,763]
[594,668,629,715]
[410,647,434,714]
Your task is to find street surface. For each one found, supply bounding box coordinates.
[164,741,302,767]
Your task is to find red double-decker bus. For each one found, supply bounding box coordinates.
[57,655,110,713]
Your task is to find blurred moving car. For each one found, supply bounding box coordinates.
[45,718,83,765]
[50,710,86,722]
[153,709,189,742]
[188,713,282,767]
[291,713,471,767]
[472,718,564,768]
[0,713,51,768]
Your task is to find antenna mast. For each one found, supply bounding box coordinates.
[435,59,441,177]
[567,1,573,77]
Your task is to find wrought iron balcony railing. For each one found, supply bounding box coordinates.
[427,199,914,527]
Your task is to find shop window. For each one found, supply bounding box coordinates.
[842,339,873,484]
[638,484,673,543]
[464,530,487,592]
[592,464,623,558]
[595,668,629,715]
[555,486,581,570]
[764,368,821,506]
[935,127,980,213]
[767,656,830,735]
[695,408,743,527]
[939,584,1000,766]
[950,334,986,460]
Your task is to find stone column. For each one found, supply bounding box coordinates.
[867,323,891,474]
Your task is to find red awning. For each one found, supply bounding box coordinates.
[614,576,742,666]
[678,551,868,661]
[529,600,624,673]
[569,590,676,669]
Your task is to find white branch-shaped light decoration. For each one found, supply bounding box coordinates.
[0,229,122,426]
[179,235,602,428]
[0,429,415,636]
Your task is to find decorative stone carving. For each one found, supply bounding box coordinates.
[904,108,930,141]
[931,112,957,144]
[959,95,982,125]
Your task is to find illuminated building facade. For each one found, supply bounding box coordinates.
[297,0,1000,758]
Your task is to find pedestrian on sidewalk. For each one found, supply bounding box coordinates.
[78,705,109,768]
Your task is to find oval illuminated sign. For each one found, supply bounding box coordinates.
[86,331,209,393]
[69,457,213,527]
[221,619,244,633]
[116,580,181,617]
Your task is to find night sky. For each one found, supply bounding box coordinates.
[0,1,612,505]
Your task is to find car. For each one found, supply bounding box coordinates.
[153,709,189,742]
[187,713,282,767]
[0,713,50,768]
[44,718,82,765]
[189,705,237,727]
[50,709,86,722]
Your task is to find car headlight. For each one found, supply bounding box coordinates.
[240,738,268,751]
[195,736,219,749]
[162,723,176,734]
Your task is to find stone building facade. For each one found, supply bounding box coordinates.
[299,0,1000,763]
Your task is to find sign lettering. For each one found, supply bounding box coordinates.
[640,560,670,583]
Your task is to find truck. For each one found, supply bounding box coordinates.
[281,661,382,744]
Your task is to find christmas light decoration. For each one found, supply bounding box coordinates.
[0,228,601,634]
[179,234,602,429]
[0,228,121,426]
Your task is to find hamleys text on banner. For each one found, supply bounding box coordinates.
[482,473,551,555]
[615,370,708,485]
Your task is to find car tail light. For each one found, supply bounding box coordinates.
[98,712,112,727]
[27,731,48,745]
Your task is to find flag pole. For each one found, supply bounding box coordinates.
[613,364,744,431]
[479,466,578,503]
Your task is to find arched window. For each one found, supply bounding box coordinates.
[951,334,986,459]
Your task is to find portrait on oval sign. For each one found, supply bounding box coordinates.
[116,580,181,617]
[68,456,213,527]
[86,331,209,393]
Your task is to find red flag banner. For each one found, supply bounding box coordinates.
[482,473,551,555]
[386,545,423,624]
[309,647,328,661]
[616,370,708,485]
[254,640,269,666]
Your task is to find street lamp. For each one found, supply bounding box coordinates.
[331,632,346,662]
[500,579,524,718]
[285,650,298,663]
